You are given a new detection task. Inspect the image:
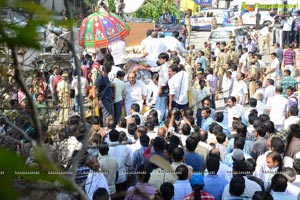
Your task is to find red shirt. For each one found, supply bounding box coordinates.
[81,65,88,79]
[183,191,215,200]
[284,48,296,65]
[53,75,62,91]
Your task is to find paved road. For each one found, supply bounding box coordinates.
[188,30,300,111]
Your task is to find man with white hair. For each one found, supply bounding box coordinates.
[124,72,147,115]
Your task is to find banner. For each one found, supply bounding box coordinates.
[193,0,213,6]
[180,0,198,12]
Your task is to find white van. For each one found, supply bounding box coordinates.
[191,9,233,31]
[230,0,279,27]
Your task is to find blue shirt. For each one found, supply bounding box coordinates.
[217,121,230,136]
[184,151,204,173]
[94,73,113,101]
[270,191,296,200]
[226,137,253,155]
[201,117,215,131]
[196,56,207,71]
[75,166,90,185]
[132,146,148,170]
[204,174,228,200]
[173,179,193,200]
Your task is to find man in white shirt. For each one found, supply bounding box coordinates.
[163,31,187,54]
[107,130,132,196]
[253,80,264,100]
[113,71,125,124]
[282,13,293,48]
[284,106,300,130]
[231,72,248,106]
[239,48,249,74]
[263,78,276,104]
[264,52,280,85]
[214,42,221,57]
[140,29,153,52]
[108,40,126,68]
[226,96,244,130]
[155,52,170,121]
[71,72,89,113]
[140,31,167,67]
[108,65,121,81]
[168,65,189,110]
[98,142,118,195]
[85,156,110,199]
[265,86,288,131]
[222,70,233,104]
[124,72,147,115]
[222,160,262,199]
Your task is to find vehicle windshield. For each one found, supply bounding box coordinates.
[210,30,232,39]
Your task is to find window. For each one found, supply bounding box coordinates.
[207,12,213,17]
[210,30,232,39]
[199,12,205,17]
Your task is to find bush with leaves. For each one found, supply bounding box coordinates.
[0,0,91,199]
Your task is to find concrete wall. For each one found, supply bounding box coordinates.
[124,22,155,47]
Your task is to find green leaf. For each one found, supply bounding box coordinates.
[0,149,25,199]
[0,148,76,199]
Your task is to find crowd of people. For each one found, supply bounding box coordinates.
[2,8,300,200]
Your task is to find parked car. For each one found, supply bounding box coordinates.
[156,23,184,37]
[208,26,249,50]
[191,9,234,31]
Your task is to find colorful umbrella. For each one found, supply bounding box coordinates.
[79,11,130,48]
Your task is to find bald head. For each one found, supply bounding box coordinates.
[128,72,137,85]
[157,128,166,138]
[126,117,136,126]
[275,86,283,94]
[208,148,221,160]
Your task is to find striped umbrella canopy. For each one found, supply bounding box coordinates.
[79,11,130,48]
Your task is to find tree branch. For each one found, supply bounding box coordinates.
[0,112,34,144]
[10,46,43,146]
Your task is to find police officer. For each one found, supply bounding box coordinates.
[204,42,212,68]
[230,46,239,65]
[248,58,260,98]
[216,47,229,94]
[211,15,217,31]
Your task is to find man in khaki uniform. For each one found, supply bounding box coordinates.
[259,24,270,55]
[216,47,230,93]
[211,15,217,31]
[204,42,211,68]
[226,33,236,49]
[185,12,191,38]
[56,73,70,124]
[230,46,239,65]
[225,47,232,64]
[247,58,260,98]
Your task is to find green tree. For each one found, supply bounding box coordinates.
[83,0,116,13]
[133,0,181,22]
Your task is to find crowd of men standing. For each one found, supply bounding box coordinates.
[4,8,300,200]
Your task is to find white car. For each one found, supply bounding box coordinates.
[208,26,249,51]
[191,9,234,31]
